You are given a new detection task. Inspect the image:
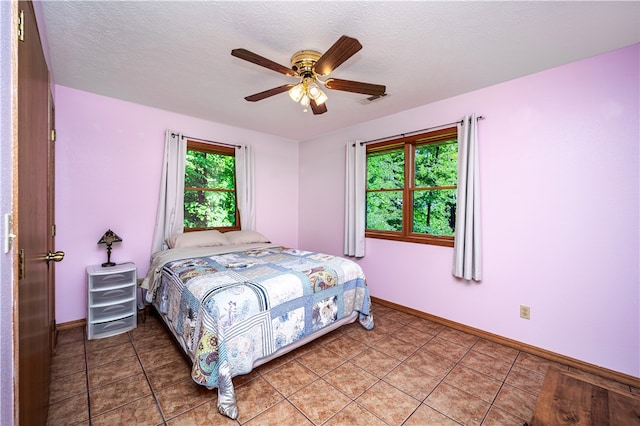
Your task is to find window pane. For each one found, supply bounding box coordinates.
[184,190,237,228]
[367,148,404,190]
[414,142,457,188]
[412,189,456,236]
[185,151,235,189]
[367,191,403,231]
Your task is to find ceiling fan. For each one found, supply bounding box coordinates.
[231,35,386,115]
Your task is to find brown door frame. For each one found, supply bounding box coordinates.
[48,90,56,352]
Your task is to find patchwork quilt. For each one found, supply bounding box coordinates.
[153,245,374,419]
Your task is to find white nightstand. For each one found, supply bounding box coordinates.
[86,262,137,340]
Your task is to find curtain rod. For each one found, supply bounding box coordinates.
[359,115,485,146]
[172,133,242,149]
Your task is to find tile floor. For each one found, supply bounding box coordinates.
[46,302,636,425]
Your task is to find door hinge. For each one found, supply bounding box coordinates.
[4,214,15,254]
[50,319,56,332]
[18,10,24,42]
[18,249,25,280]
[51,129,56,142]
[51,224,56,237]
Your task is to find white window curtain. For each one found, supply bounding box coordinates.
[344,141,366,257]
[235,144,256,231]
[150,130,186,254]
[453,114,482,281]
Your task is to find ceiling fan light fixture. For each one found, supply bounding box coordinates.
[300,93,310,107]
[313,87,328,105]
[288,83,305,102]
[307,81,321,98]
[290,78,328,109]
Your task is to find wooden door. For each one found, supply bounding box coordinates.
[17,1,53,424]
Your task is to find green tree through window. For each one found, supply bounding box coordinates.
[365,127,458,246]
[184,141,239,231]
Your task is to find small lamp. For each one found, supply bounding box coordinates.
[97,229,122,267]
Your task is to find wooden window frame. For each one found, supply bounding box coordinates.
[365,127,458,247]
[184,140,241,232]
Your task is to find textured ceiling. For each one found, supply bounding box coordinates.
[36,1,640,141]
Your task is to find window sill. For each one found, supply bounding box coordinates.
[185,226,241,233]
[365,231,454,248]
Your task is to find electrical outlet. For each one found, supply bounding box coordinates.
[520,305,531,320]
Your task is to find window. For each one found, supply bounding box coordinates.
[184,140,240,231]
[365,127,458,247]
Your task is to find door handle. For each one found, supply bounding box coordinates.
[45,251,65,264]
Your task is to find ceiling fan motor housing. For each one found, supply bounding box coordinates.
[291,50,322,76]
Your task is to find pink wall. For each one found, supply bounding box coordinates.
[299,45,640,377]
[54,87,300,324]
[54,44,639,378]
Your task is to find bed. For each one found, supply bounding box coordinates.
[140,230,374,419]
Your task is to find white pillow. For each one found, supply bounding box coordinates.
[166,230,229,249]
[223,230,270,245]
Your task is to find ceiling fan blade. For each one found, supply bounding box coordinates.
[310,99,328,115]
[314,35,362,76]
[244,84,295,102]
[324,78,386,96]
[231,48,296,76]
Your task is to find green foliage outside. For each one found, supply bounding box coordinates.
[184,150,237,229]
[366,148,404,231]
[366,140,458,236]
[413,141,458,235]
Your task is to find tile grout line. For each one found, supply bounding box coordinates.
[82,328,93,425]
[128,329,170,425]
[414,326,463,425]
[477,345,521,425]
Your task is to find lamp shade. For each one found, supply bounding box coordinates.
[314,88,328,105]
[300,93,310,107]
[307,82,321,99]
[98,229,122,245]
[288,83,305,103]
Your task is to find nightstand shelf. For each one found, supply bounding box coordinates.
[87,262,137,340]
